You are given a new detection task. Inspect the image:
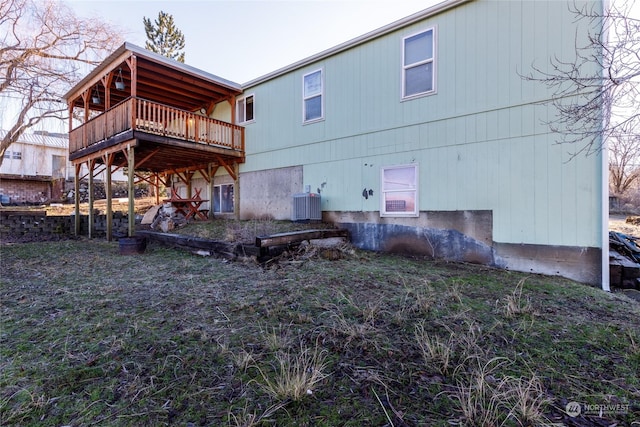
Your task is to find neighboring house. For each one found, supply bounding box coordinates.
[65,0,607,286]
[0,130,70,204]
[0,130,127,204]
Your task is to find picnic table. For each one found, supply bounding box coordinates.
[163,188,209,220]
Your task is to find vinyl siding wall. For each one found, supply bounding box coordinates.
[240,0,603,248]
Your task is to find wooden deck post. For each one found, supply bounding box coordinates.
[127,144,135,237]
[234,162,240,220]
[154,173,160,205]
[88,159,95,239]
[104,153,113,241]
[208,163,214,219]
[74,164,81,236]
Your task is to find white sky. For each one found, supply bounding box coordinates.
[65,0,441,84]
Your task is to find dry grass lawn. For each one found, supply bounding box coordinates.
[1,223,639,426]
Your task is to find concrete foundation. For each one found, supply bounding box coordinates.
[494,242,601,285]
[239,166,303,220]
[324,210,601,284]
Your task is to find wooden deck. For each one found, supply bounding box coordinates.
[69,97,244,158]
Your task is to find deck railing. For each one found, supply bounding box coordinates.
[69,97,244,155]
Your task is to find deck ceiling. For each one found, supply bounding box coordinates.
[133,136,243,173]
[72,130,244,174]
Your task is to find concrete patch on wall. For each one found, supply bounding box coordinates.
[341,222,496,265]
[494,242,601,285]
[325,210,495,265]
[240,166,303,220]
[325,210,493,245]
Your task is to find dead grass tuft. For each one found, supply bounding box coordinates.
[415,322,455,376]
[503,278,538,318]
[452,358,551,426]
[252,344,329,402]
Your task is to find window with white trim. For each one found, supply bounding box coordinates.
[11,151,22,160]
[236,94,254,123]
[213,184,234,213]
[380,164,418,217]
[402,28,435,98]
[303,69,323,123]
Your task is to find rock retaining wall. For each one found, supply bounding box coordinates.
[0,211,131,238]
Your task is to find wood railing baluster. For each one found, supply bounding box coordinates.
[68,97,244,156]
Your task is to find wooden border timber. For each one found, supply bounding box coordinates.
[255,229,349,248]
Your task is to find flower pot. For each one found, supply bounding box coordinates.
[119,236,147,255]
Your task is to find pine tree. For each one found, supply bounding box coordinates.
[143,11,186,63]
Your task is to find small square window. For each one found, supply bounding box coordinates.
[236,94,254,123]
[12,151,22,160]
[380,164,419,217]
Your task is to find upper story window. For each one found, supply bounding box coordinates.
[303,69,323,123]
[380,164,419,217]
[402,28,435,99]
[236,94,254,123]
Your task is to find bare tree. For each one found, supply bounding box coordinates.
[609,128,640,196]
[523,0,640,158]
[0,0,122,167]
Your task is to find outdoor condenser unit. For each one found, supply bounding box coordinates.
[292,192,321,221]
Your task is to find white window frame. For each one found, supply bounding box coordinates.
[213,183,235,214]
[12,151,22,160]
[302,68,324,123]
[380,164,419,217]
[236,94,255,124]
[402,27,436,100]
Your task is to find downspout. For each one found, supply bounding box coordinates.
[601,0,610,292]
[601,134,610,292]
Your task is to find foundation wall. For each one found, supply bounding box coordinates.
[239,166,303,220]
[324,210,600,284]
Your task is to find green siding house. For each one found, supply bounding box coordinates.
[233,0,606,286]
[67,0,607,287]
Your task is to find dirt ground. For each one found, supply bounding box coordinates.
[609,214,640,237]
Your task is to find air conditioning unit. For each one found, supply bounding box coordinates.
[292,193,321,221]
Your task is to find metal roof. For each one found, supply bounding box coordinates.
[63,42,242,103]
[0,130,68,149]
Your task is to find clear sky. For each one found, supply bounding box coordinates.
[65,0,441,84]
